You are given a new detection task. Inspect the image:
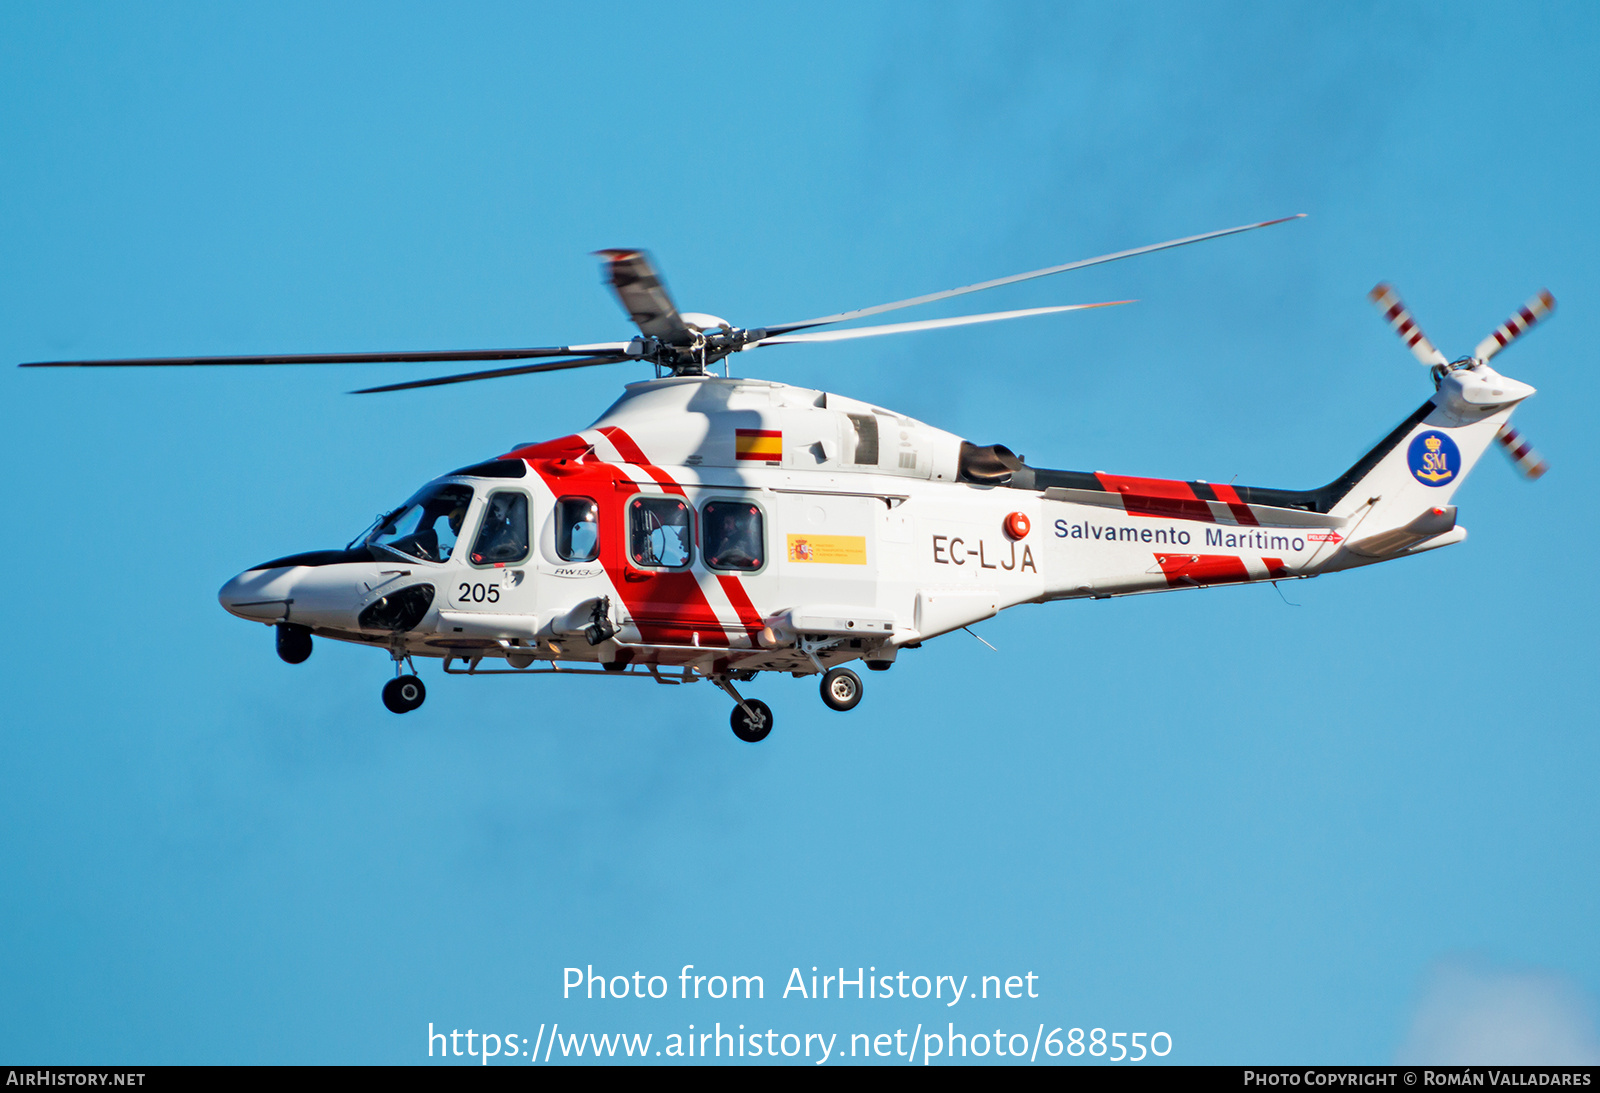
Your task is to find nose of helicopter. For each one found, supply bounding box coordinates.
[218,565,298,623]
[218,553,391,631]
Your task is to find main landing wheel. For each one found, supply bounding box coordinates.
[382,674,426,714]
[730,699,773,743]
[820,666,863,712]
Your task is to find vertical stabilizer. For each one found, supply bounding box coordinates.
[1326,363,1534,564]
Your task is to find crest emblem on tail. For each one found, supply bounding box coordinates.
[1408,431,1460,486]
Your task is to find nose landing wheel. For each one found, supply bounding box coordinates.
[713,674,772,742]
[382,674,426,714]
[730,699,773,743]
[820,666,863,711]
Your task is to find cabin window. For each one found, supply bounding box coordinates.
[628,496,693,569]
[555,497,600,562]
[702,501,764,571]
[470,492,529,565]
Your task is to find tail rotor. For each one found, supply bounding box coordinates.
[1474,289,1557,364]
[1368,282,1449,368]
[1495,424,1549,480]
[1369,282,1556,481]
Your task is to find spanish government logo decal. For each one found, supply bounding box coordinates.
[1407,430,1460,487]
[786,534,866,565]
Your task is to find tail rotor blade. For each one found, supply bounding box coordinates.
[1496,424,1549,480]
[1369,283,1449,367]
[1475,290,1556,363]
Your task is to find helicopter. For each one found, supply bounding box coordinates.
[20,215,1554,742]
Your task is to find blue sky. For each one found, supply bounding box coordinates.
[3,1,1597,1065]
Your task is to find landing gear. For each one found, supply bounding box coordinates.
[730,699,773,743]
[382,674,426,714]
[276,623,312,664]
[820,666,863,711]
[714,674,772,742]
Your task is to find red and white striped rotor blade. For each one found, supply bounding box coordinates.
[1474,290,1556,363]
[1496,424,1549,480]
[1369,283,1449,367]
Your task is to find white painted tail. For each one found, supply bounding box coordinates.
[1328,363,1534,562]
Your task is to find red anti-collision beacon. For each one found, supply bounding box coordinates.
[1004,512,1031,540]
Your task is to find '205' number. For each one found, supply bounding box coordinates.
[457,582,499,604]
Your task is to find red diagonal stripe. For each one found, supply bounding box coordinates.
[716,574,765,639]
[531,427,737,649]
[1096,473,1212,521]
[1210,483,1260,526]
[1154,553,1250,587]
[599,425,684,493]
[500,433,591,461]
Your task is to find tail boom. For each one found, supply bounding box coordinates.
[1018,364,1535,598]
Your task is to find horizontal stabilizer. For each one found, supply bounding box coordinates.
[1344,506,1456,559]
[1041,486,1347,528]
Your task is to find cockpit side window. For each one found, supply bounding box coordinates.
[470,492,530,566]
[702,500,764,571]
[555,497,600,562]
[367,484,474,564]
[628,496,693,569]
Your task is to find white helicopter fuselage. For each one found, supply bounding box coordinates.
[26,216,1549,734]
[218,364,1530,685]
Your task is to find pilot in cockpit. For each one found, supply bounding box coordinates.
[706,505,762,570]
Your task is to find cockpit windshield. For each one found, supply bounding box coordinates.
[366,483,474,563]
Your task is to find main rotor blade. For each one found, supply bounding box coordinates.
[748,301,1132,347]
[595,249,693,345]
[1368,283,1449,367]
[761,214,1304,336]
[350,354,631,394]
[1474,289,1556,362]
[18,344,630,368]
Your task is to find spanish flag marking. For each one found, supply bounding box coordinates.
[735,429,782,462]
